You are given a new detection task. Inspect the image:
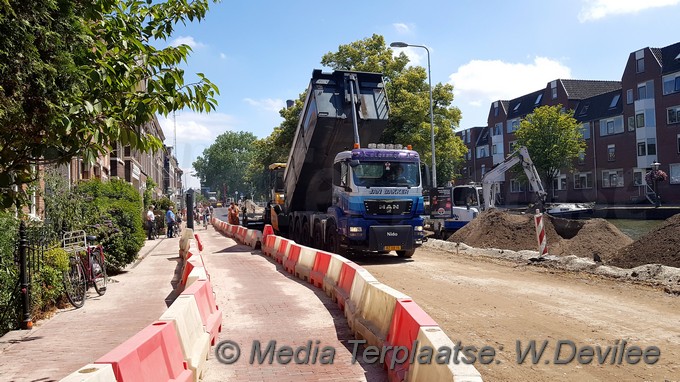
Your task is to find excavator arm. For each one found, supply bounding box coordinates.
[481,146,547,209]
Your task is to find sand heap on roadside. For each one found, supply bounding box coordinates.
[447,209,633,261]
[607,214,680,269]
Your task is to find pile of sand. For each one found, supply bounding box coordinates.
[447,209,633,261]
[608,214,680,269]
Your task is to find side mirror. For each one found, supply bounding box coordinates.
[349,159,360,168]
[421,164,431,188]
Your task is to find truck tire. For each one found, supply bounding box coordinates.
[327,222,346,256]
[301,220,310,246]
[396,249,415,258]
[313,221,323,249]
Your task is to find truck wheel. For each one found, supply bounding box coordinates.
[301,220,310,246]
[313,222,323,250]
[327,222,346,256]
[396,249,415,258]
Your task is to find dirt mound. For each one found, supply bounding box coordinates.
[608,214,680,269]
[448,210,632,260]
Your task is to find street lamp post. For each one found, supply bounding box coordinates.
[651,161,661,207]
[390,41,436,187]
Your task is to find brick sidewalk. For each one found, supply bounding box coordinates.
[199,226,387,382]
[0,236,181,382]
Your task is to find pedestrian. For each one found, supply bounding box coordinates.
[228,202,240,225]
[146,205,155,240]
[165,205,176,238]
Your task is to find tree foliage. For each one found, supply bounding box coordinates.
[0,0,220,209]
[247,34,467,189]
[515,105,586,194]
[193,131,258,199]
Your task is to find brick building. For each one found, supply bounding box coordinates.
[456,41,680,205]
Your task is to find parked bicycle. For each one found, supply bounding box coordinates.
[62,229,107,308]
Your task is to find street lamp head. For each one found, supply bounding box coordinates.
[390,42,409,48]
[651,161,661,170]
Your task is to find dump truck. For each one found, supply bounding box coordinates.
[268,69,426,257]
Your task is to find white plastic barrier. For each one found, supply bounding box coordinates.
[245,229,262,249]
[59,364,116,382]
[294,245,317,282]
[354,282,410,348]
[407,326,483,382]
[160,295,211,382]
[265,235,284,257]
[179,228,194,258]
[186,266,209,290]
[322,254,353,299]
[345,268,380,331]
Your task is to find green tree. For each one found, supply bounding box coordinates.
[515,105,586,196]
[0,0,219,209]
[193,131,258,198]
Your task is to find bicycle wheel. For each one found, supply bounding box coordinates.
[63,257,87,308]
[91,248,107,296]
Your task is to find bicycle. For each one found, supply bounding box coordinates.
[62,230,107,308]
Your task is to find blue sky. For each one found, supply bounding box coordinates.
[157,0,680,189]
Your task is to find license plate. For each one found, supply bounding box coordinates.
[384,245,401,251]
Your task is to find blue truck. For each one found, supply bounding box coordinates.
[268,69,427,257]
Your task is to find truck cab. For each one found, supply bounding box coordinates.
[327,144,425,257]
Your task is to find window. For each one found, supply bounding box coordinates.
[628,116,635,131]
[636,113,645,128]
[580,105,589,115]
[678,134,680,154]
[602,169,624,188]
[580,123,590,139]
[509,140,518,153]
[627,89,634,104]
[507,118,520,133]
[633,170,645,186]
[636,58,645,73]
[647,138,656,155]
[663,73,680,95]
[494,123,502,136]
[607,144,615,161]
[476,145,488,158]
[513,103,521,112]
[573,172,593,189]
[481,164,486,177]
[494,106,499,117]
[492,144,498,155]
[638,84,647,100]
[607,121,615,135]
[551,81,558,99]
[670,163,680,184]
[510,179,524,192]
[668,106,680,124]
[553,174,567,191]
[609,94,620,108]
[535,93,542,105]
[578,152,585,164]
[637,141,646,156]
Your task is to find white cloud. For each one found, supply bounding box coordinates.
[219,52,227,59]
[157,111,237,168]
[391,46,425,67]
[448,57,572,126]
[578,0,679,22]
[392,23,412,34]
[243,98,286,113]
[169,36,206,49]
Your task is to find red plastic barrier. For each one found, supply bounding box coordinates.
[194,234,203,252]
[180,256,204,289]
[310,250,332,288]
[229,224,238,237]
[181,279,222,346]
[283,244,302,274]
[95,321,192,382]
[334,261,361,311]
[384,299,438,381]
[274,239,289,264]
[237,226,247,243]
[262,235,277,257]
[262,224,274,240]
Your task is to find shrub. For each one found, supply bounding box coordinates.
[0,211,19,335]
[30,247,68,319]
